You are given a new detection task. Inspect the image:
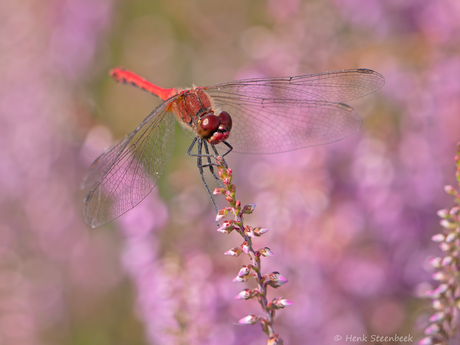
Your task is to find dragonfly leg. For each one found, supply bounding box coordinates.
[203,141,225,189]
[220,141,233,157]
[186,137,234,225]
[186,136,198,156]
[190,138,220,223]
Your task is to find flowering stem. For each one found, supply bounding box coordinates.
[242,220,275,336]
[213,156,290,345]
[420,143,460,345]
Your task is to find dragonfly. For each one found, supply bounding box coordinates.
[82,67,384,228]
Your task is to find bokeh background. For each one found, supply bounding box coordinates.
[1,0,460,344]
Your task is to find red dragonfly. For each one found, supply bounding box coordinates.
[82,67,384,227]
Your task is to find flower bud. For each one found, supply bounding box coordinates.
[434,284,449,295]
[437,209,449,218]
[429,257,443,268]
[237,265,251,277]
[428,311,445,323]
[444,185,455,195]
[432,299,445,310]
[213,188,225,195]
[440,220,455,229]
[244,226,255,238]
[241,241,250,254]
[253,227,269,236]
[242,203,257,214]
[424,323,440,335]
[216,207,231,221]
[439,242,451,252]
[258,247,275,257]
[432,271,447,281]
[233,274,250,283]
[234,289,256,300]
[224,247,243,257]
[217,220,236,234]
[445,232,457,242]
[418,337,434,345]
[270,297,294,309]
[431,234,445,242]
[264,272,288,288]
[450,206,460,216]
[237,314,260,325]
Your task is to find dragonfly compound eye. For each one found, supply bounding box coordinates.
[219,111,232,131]
[206,111,232,145]
[197,114,221,139]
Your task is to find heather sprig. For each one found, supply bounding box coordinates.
[420,143,460,345]
[213,157,292,345]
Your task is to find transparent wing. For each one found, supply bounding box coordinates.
[82,102,176,228]
[214,99,362,154]
[204,69,384,154]
[206,69,385,103]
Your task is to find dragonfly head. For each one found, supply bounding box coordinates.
[197,111,232,145]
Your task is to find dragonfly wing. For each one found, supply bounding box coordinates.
[82,102,175,228]
[205,69,383,154]
[211,98,362,154]
[206,68,384,103]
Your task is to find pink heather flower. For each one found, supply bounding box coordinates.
[242,203,257,214]
[233,275,251,283]
[258,247,275,257]
[418,337,435,345]
[216,220,236,234]
[253,227,269,236]
[237,314,260,325]
[241,241,250,254]
[445,232,457,242]
[429,257,443,268]
[440,219,455,229]
[434,284,449,295]
[271,297,294,309]
[265,272,288,288]
[431,234,445,242]
[224,247,243,256]
[213,188,224,195]
[429,311,445,322]
[431,271,447,281]
[437,209,449,218]
[432,300,445,310]
[441,256,453,266]
[439,243,451,252]
[234,289,255,300]
[237,265,251,277]
[444,185,455,194]
[450,206,460,215]
[244,225,255,238]
[424,323,441,335]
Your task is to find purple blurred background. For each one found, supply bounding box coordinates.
[1,0,460,344]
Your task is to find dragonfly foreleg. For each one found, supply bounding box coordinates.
[191,138,220,223]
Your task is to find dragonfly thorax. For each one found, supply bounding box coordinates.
[197,111,232,145]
